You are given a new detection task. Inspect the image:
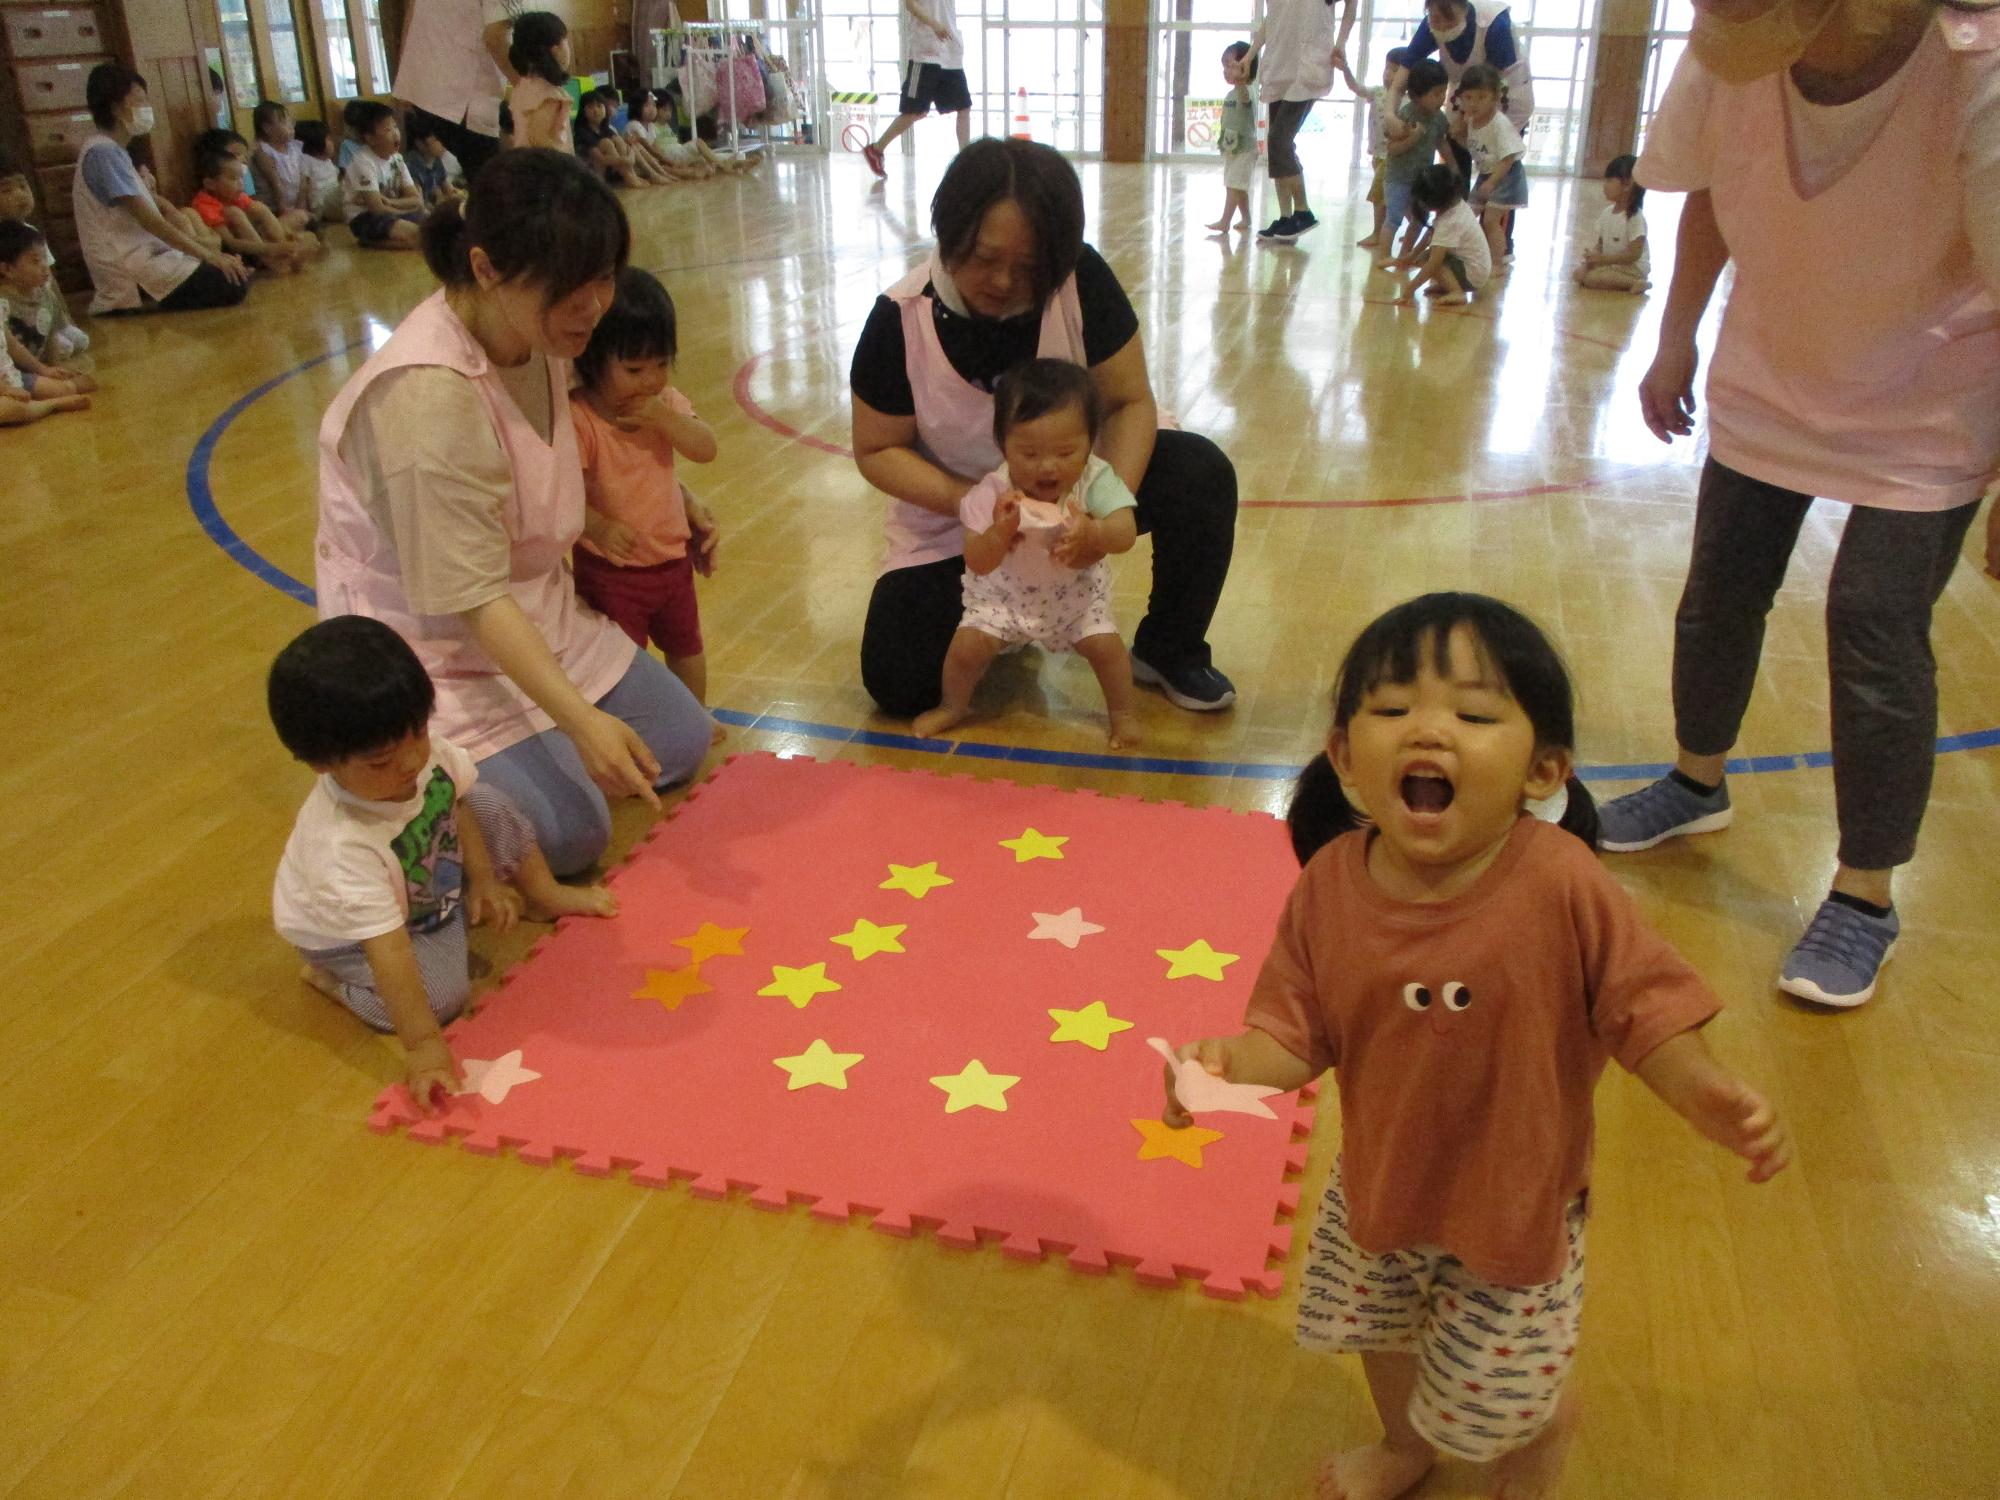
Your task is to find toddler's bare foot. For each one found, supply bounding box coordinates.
[1356,234,1380,248]
[1629,280,1651,295]
[526,882,620,922]
[1491,1392,1578,1500]
[912,704,968,739]
[709,715,728,745]
[300,962,344,1003]
[46,394,92,415]
[1435,292,1470,306]
[1422,284,1447,297]
[1313,1443,1433,1500]
[1107,711,1143,750]
[1205,217,1231,232]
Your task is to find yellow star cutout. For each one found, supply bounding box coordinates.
[772,1039,865,1092]
[1047,1001,1134,1052]
[758,962,843,1009]
[930,1059,1020,1114]
[1156,939,1241,981]
[670,922,749,964]
[631,965,713,1010]
[829,918,907,961]
[999,828,1068,863]
[880,861,954,899]
[1131,1118,1226,1168]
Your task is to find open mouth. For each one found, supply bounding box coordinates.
[1399,770,1455,816]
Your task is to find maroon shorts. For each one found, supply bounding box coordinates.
[574,550,704,658]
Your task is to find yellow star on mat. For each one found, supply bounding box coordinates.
[631,965,713,1010]
[671,922,749,964]
[758,962,843,1009]
[772,1039,865,1092]
[1156,939,1241,981]
[930,1059,1020,1114]
[880,861,954,899]
[999,828,1068,863]
[829,918,907,961]
[1131,1118,1226,1168]
[1047,1001,1134,1052]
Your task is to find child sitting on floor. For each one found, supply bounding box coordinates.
[403,114,467,208]
[912,357,1142,749]
[270,616,619,1111]
[247,100,323,230]
[1387,164,1490,306]
[1164,592,1789,1500]
[576,87,670,187]
[0,153,89,364]
[624,89,709,180]
[2,319,91,427]
[293,121,345,223]
[571,268,722,709]
[0,218,90,373]
[1574,153,1651,294]
[191,148,318,272]
[341,102,426,250]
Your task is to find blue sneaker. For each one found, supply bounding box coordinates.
[1596,774,1732,852]
[1257,215,1298,243]
[1779,899,1899,1008]
[1131,651,1236,711]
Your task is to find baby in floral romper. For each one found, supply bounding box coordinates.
[913,358,1142,748]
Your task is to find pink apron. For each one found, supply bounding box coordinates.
[879,264,1088,573]
[1697,11,2000,511]
[315,290,636,759]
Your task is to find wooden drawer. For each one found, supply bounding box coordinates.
[24,108,96,162]
[13,55,107,110]
[33,161,73,216]
[3,7,103,58]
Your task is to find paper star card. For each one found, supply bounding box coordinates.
[368,753,1317,1299]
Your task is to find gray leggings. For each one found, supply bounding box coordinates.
[1266,99,1314,180]
[298,783,538,1032]
[1671,459,1978,870]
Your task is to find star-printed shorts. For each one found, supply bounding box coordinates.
[1296,1159,1586,1461]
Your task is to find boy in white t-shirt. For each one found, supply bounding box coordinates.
[269,617,618,1111]
[1574,153,1651,293]
[1388,164,1490,306]
[341,101,427,250]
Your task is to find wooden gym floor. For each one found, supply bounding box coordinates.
[3,140,1998,1499]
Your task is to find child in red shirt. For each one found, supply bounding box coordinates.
[1163,593,1790,1500]
[190,148,316,272]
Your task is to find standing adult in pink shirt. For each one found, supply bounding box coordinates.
[1596,0,2000,1009]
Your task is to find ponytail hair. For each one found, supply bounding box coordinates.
[422,147,628,307]
[509,11,571,87]
[1605,153,1644,215]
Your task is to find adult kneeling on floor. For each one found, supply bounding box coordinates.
[850,137,1240,718]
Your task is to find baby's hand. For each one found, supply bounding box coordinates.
[1690,1075,1792,1183]
[405,1037,460,1115]
[587,513,643,565]
[993,490,1023,535]
[467,878,523,934]
[687,496,721,576]
[1162,1036,1235,1129]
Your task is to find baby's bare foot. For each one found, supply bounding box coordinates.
[1107,711,1143,750]
[708,716,728,745]
[1356,234,1380,248]
[912,704,967,739]
[299,962,344,1003]
[1313,1443,1433,1500]
[527,882,620,922]
[1436,292,1470,306]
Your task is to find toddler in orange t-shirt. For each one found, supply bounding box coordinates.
[571,268,720,709]
[1162,594,1791,1500]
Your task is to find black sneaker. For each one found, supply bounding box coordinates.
[1131,652,1237,712]
[1256,215,1297,242]
[1290,210,1320,237]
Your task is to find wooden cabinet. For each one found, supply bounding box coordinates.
[0,0,118,294]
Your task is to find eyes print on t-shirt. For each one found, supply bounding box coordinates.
[1401,980,1474,1032]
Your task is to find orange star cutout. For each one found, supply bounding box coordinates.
[1130,1117,1225,1168]
[671,922,750,964]
[632,965,713,1011]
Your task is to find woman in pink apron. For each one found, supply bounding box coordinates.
[317,149,711,875]
[850,139,1240,718]
[1598,0,2000,1009]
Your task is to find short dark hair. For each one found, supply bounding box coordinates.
[422,147,628,308]
[1385,47,1412,68]
[1458,63,1505,97]
[404,112,443,149]
[1410,163,1464,213]
[295,119,330,157]
[252,100,289,137]
[192,128,247,174]
[576,266,676,386]
[197,148,240,184]
[268,616,436,765]
[0,218,46,264]
[931,138,1085,314]
[347,101,397,139]
[1222,41,1257,80]
[510,11,571,86]
[991,357,1101,449]
[1406,59,1449,98]
[583,87,619,113]
[86,64,147,129]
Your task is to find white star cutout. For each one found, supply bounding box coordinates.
[1027,907,1106,949]
[1147,1037,1284,1120]
[456,1049,542,1105]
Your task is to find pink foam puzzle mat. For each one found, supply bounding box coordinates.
[369,752,1320,1298]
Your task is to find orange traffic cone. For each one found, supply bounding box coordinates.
[1011,86,1031,141]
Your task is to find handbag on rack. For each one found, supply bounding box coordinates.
[713,46,768,124]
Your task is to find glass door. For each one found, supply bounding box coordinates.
[304,0,395,104]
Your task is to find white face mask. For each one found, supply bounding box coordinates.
[128,104,157,135]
